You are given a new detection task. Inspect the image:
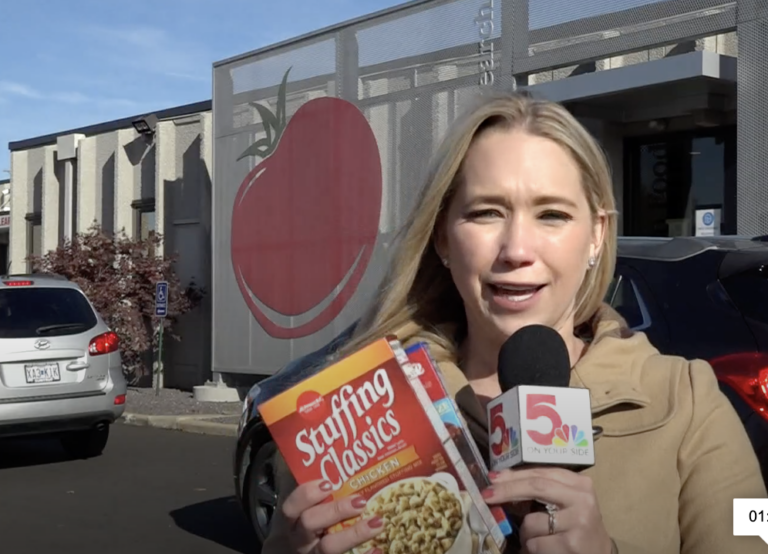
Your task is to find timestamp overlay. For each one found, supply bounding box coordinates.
[734,499,768,544]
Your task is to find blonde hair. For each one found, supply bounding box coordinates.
[340,91,618,363]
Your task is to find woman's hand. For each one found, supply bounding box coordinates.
[483,467,613,554]
[280,479,385,554]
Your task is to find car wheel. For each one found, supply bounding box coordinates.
[60,424,110,459]
[246,439,278,543]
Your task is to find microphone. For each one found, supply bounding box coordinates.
[487,324,596,472]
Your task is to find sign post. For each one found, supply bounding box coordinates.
[154,281,168,396]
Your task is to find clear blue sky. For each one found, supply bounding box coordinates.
[0,0,662,172]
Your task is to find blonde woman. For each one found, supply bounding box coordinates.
[262,92,767,554]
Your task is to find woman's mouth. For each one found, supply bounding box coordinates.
[488,283,545,307]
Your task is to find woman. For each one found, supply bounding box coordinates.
[262,91,767,554]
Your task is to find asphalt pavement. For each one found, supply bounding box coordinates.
[0,422,259,554]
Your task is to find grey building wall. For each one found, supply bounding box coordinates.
[736,0,768,235]
[9,108,213,390]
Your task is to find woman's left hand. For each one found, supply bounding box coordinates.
[483,467,613,554]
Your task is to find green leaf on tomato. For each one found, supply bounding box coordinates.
[277,66,291,130]
[236,137,272,161]
[251,103,278,139]
[238,66,292,161]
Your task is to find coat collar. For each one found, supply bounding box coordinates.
[570,304,653,413]
[434,304,681,444]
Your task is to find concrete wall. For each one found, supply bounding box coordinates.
[9,110,213,390]
[159,112,214,390]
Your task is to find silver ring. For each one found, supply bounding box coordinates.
[546,503,557,535]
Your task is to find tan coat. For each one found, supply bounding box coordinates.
[263,306,767,553]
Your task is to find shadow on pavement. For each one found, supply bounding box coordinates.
[170,495,259,554]
[0,436,70,470]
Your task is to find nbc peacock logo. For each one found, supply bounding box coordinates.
[508,426,519,448]
[551,424,589,448]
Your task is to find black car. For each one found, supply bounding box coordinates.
[233,235,768,545]
[609,236,768,477]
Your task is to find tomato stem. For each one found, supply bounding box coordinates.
[237,66,292,161]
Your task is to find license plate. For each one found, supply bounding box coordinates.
[25,363,61,384]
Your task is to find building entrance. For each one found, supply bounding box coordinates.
[625,126,737,237]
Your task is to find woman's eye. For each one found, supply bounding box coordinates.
[540,210,572,222]
[467,209,501,219]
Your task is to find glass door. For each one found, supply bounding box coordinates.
[624,126,737,237]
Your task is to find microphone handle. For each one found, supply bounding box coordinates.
[526,429,603,515]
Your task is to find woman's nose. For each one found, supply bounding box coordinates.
[497,214,536,267]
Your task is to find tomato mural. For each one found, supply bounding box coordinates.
[230,68,383,339]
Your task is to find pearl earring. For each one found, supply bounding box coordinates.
[442,258,450,268]
[588,256,596,268]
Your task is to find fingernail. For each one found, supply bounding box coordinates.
[368,515,384,528]
[488,471,501,481]
[481,487,495,499]
[352,496,367,509]
[319,481,333,492]
[365,549,383,554]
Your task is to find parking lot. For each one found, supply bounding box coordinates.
[0,423,258,554]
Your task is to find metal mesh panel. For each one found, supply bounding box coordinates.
[211,0,749,375]
[736,0,768,235]
[212,0,506,375]
[516,0,736,76]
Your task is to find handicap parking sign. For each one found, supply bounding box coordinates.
[155,281,168,317]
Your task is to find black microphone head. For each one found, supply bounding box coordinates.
[497,324,571,392]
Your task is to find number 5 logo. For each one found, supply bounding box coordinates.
[526,394,562,446]
[489,403,509,457]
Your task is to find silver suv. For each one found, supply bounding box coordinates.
[0,274,127,458]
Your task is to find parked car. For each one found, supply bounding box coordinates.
[233,235,768,545]
[609,235,768,479]
[0,273,127,458]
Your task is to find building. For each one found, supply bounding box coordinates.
[8,101,214,390]
[8,0,768,386]
[210,0,768,381]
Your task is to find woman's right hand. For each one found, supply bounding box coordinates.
[281,479,385,554]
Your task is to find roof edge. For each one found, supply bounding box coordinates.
[523,51,735,105]
[212,0,435,68]
[8,99,212,153]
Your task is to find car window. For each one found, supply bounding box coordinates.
[721,266,768,326]
[0,287,98,339]
[606,275,647,330]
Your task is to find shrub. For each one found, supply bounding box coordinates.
[26,223,205,383]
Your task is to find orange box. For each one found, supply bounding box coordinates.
[258,336,505,554]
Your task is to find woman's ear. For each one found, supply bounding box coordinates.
[591,210,608,260]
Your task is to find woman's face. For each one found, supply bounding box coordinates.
[437,128,604,347]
